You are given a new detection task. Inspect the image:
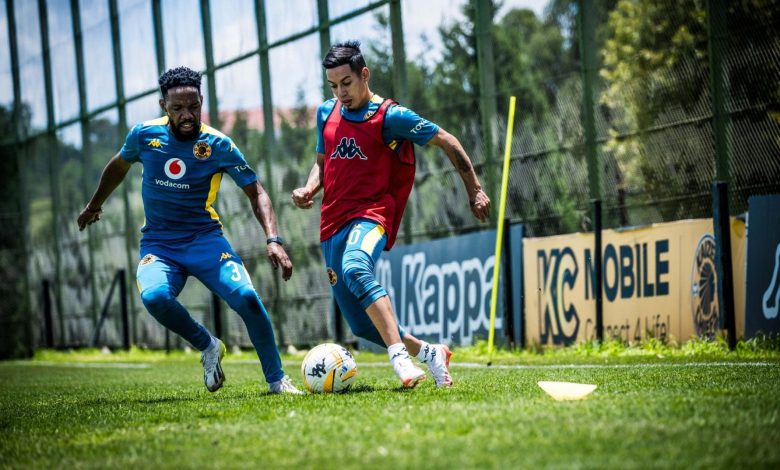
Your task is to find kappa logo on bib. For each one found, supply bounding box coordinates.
[330,137,367,160]
[164,158,186,180]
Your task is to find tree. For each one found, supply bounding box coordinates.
[600,0,711,222]
[426,1,583,234]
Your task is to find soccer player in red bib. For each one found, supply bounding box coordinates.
[292,41,491,388]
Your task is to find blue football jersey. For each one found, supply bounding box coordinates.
[315,95,439,154]
[120,116,257,242]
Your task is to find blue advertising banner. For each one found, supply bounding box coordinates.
[370,229,503,347]
[745,194,780,338]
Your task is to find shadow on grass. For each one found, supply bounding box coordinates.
[257,383,379,396]
[82,394,200,407]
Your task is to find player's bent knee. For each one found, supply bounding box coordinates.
[342,262,373,296]
[140,285,177,314]
[342,262,388,309]
[227,284,264,316]
[141,285,178,324]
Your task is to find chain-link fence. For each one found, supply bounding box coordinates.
[1,0,778,356]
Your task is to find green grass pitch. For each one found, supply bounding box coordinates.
[1,346,778,469]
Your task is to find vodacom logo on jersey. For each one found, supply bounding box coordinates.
[164,158,186,180]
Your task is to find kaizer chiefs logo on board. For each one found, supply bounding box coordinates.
[691,234,719,338]
[193,141,212,160]
[327,267,337,286]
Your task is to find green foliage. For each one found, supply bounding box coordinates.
[228,110,265,169]
[600,0,710,221]
[277,87,318,193]
[366,2,586,236]
[455,336,780,365]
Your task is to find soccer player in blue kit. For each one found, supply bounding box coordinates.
[77,66,302,395]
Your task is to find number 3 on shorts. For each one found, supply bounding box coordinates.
[226,260,242,282]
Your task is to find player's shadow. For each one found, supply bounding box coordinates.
[341,383,375,394]
[131,394,200,405]
[257,383,377,396]
[82,394,200,406]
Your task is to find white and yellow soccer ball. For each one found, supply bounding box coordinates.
[301,343,358,393]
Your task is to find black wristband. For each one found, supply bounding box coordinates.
[266,236,285,246]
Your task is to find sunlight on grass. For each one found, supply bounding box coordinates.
[27,335,780,366]
[2,345,778,469]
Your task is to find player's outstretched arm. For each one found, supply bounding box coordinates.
[243,181,293,281]
[427,128,491,222]
[291,153,325,209]
[77,152,132,231]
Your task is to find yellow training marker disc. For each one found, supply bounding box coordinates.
[537,381,597,401]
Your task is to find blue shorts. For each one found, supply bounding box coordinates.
[136,231,285,383]
[321,218,405,347]
[137,232,252,297]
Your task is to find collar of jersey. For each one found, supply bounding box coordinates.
[339,94,384,122]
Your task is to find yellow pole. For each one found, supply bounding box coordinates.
[487,96,517,365]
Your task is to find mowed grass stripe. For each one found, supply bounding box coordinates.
[9,359,776,369]
[1,354,778,469]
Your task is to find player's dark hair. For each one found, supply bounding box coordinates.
[158,66,202,97]
[322,40,366,74]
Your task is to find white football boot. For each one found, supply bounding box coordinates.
[423,344,453,388]
[201,339,226,392]
[393,358,427,389]
[269,375,305,395]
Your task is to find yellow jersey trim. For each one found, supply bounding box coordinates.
[206,173,222,224]
[143,116,169,126]
[361,224,386,253]
[201,123,228,139]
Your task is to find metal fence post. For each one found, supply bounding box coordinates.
[593,199,603,342]
[712,181,736,349]
[474,0,498,211]
[317,0,331,101]
[502,217,515,347]
[42,280,54,348]
[707,0,730,184]
[118,269,129,350]
[199,0,220,129]
[578,0,602,204]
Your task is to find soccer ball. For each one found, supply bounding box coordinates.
[301,343,358,393]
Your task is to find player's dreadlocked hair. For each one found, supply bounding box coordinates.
[322,40,366,74]
[158,66,202,97]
